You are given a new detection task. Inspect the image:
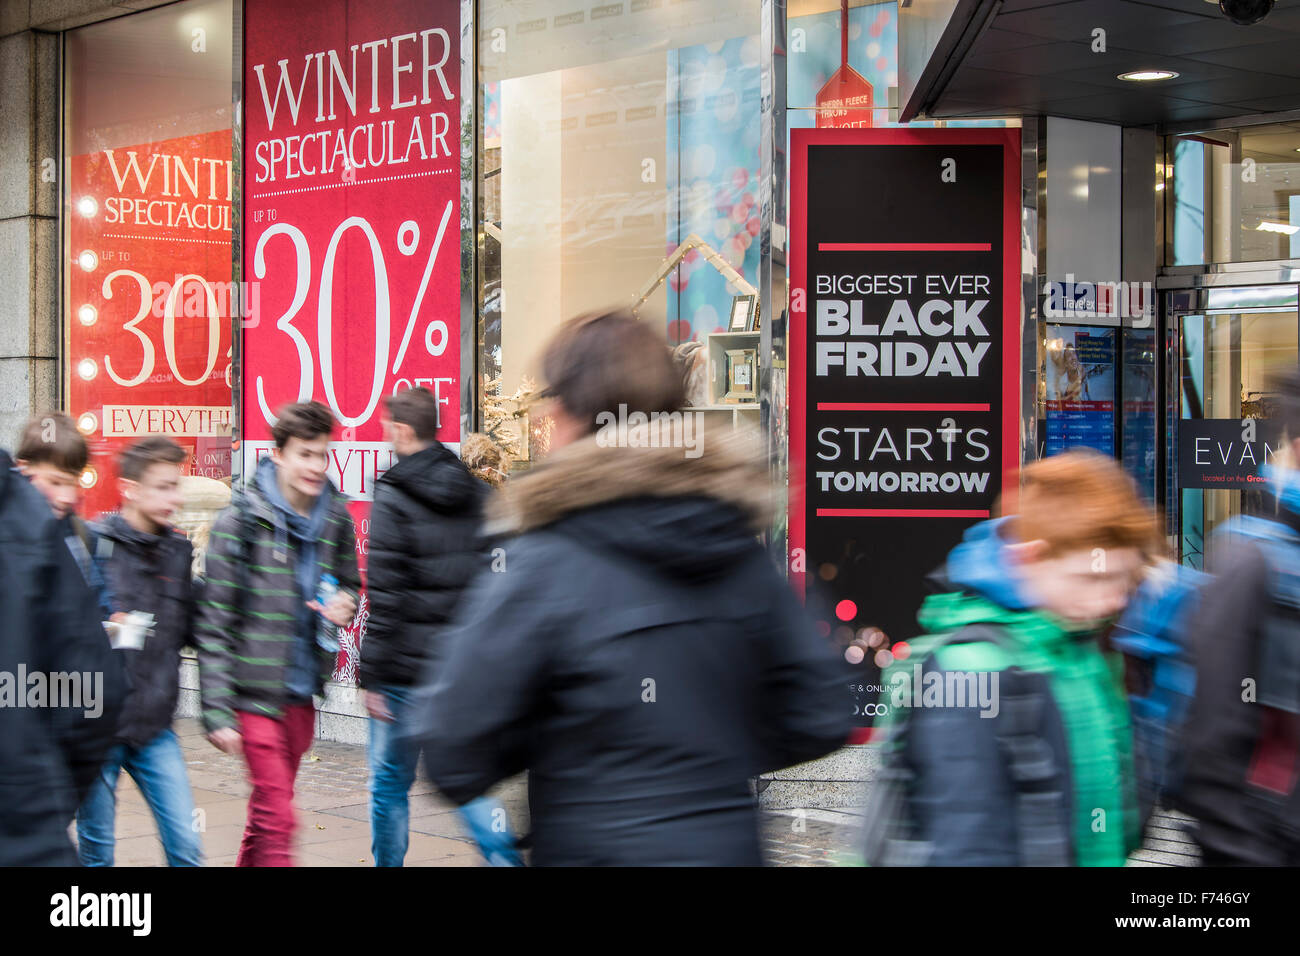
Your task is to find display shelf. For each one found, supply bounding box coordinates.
[683,403,760,429]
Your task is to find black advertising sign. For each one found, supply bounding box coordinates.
[789,128,1020,733]
[1177,418,1283,489]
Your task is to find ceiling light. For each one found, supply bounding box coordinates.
[1118,70,1179,82]
[1256,220,1298,235]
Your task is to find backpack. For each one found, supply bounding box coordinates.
[1109,561,1205,820]
[860,624,1070,867]
[1228,515,1300,715]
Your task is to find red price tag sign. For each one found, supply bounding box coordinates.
[243,0,461,678]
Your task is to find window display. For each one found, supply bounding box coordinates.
[64,0,235,516]
[476,0,761,460]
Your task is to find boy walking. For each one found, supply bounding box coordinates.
[15,412,116,621]
[198,401,359,866]
[864,450,1154,866]
[76,437,203,866]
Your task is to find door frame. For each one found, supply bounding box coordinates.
[1162,282,1300,566]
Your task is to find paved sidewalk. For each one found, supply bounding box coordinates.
[101,719,1197,867]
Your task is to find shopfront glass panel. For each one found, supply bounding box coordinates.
[1174,292,1298,568]
[1168,123,1300,266]
[64,0,234,517]
[477,0,765,461]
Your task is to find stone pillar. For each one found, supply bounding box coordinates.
[0,26,60,447]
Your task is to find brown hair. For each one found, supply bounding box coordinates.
[540,309,685,433]
[16,412,88,474]
[271,401,335,449]
[384,387,439,442]
[1003,450,1160,558]
[118,436,187,483]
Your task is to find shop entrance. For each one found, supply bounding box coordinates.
[1166,284,1300,568]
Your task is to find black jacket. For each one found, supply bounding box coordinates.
[359,442,487,688]
[91,512,195,748]
[411,434,852,866]
[1179,509,1300,864]
[0,451,128,865]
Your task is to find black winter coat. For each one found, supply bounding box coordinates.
[1179,509,1300,864]
[91,512,195,748]
[411,434,852,866]
[359,442,487,688]
[0,451,128,865]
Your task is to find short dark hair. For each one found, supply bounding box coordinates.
[118,436,187,483]
[384,387,440,442]
[16,412,88,474]
[271,401,335,448]
[540,309,685,433]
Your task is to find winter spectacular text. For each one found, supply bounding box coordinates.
[250,28,455,184]
[813,273,993,378]
[252,113,453,183]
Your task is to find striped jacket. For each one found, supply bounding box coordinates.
[196,474,359,733]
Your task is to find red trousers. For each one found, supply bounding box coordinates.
[235,704,315,867]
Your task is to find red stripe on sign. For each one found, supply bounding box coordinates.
[818,242,992,252]
[816,509,992,518]
[816,402,991,412]
[847,727,877,745]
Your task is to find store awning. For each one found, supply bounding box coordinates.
[898,0,1300,128]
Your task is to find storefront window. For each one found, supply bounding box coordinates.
[64,0,235,517]
[476,0,763,460]
[1168,123,1300,266]
[1172,288,1299,568]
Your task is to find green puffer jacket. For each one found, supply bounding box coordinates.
[196,471,359,733]
[867,591,1140,866]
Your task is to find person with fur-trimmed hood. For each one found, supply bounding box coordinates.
[411,309,852,866]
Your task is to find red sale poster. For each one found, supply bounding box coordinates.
[68,129,235,517]
[243,0,461,680]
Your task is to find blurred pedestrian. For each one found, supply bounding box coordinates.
[0,447,127,864]
[76,437,203,867]
[413,309,852,866]
[15,412,117,621]
[197,401,360,867]
[1180,365,1300,865]
[361,388,520,866]
[863,450,1156,866]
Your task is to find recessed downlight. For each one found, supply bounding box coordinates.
[1118,70,1180,82]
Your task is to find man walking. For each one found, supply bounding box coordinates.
[76,436,203,867]
[197,401,359,867]
[361,387,518,865]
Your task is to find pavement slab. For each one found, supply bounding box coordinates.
[94,718,1202,868]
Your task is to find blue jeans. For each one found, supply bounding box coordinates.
[368,685,521,867]
[76,728,203,867]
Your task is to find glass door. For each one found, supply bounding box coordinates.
[1168,285,1299,568]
